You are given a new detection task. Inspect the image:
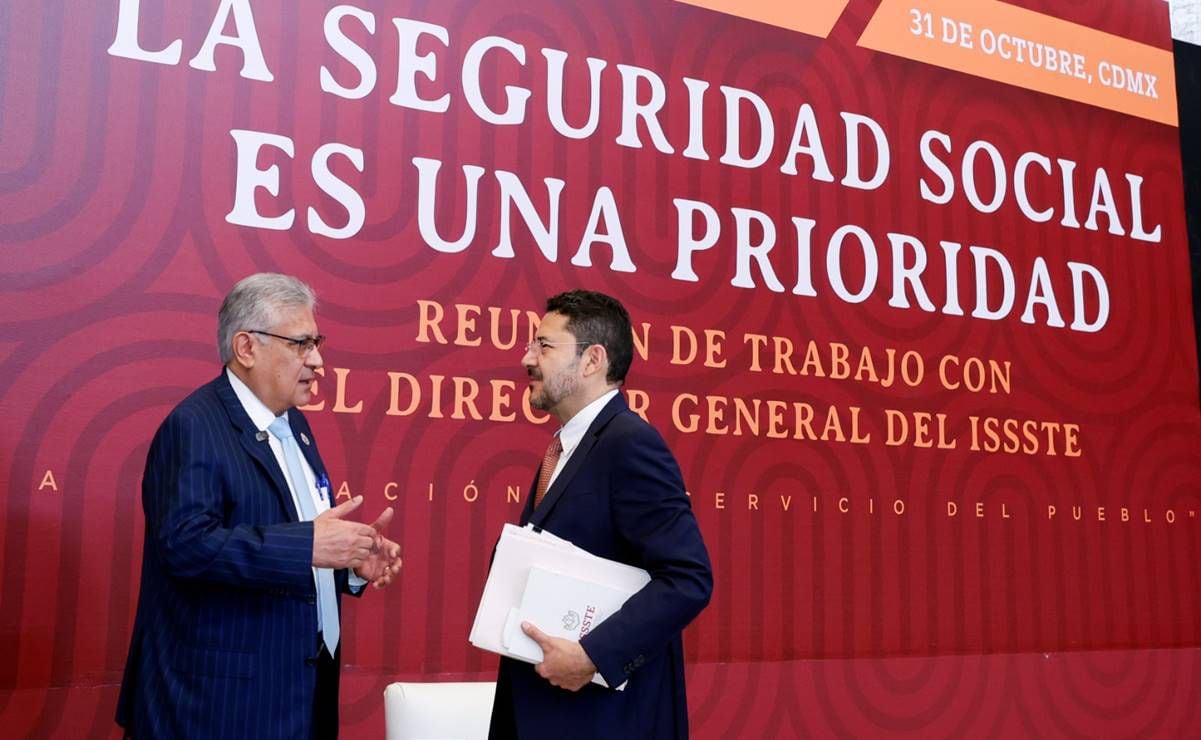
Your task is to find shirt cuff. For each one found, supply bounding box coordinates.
[348,571,367,591]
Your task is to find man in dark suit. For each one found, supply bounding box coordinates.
[116,273,402,739]
[488,290,713,740]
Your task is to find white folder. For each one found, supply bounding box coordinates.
[469,524,651,689]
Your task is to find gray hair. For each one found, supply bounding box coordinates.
[217,273,317,364]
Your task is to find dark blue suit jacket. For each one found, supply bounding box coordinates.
[116,373,352,738]
[489,393,713,740]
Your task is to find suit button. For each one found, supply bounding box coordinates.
[305,595,316,605]
[305,655,319,666]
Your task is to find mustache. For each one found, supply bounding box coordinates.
[527,369,542,380]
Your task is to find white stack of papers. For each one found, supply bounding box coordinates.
[501,566,633,663]
[469,524,651,689]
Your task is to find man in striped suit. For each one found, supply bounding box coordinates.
[116,273,401,739]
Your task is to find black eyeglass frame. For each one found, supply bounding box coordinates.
[524,339,592,355]
[246,329,325,355]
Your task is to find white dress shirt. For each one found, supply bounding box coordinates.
[545,388,620,492]
[226,368,365,590]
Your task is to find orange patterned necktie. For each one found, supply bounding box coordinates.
[534,434,563,508]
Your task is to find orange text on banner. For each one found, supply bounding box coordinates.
[674,0,850,39]
[858,0,1178,126]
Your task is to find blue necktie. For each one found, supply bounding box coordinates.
[268,415,339,655]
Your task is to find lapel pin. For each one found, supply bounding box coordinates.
[300,432,311,446]
[255,430,268,442]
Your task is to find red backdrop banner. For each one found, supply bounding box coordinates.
[2,0,1199,736]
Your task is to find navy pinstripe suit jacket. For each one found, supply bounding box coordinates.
[117,373,352,738]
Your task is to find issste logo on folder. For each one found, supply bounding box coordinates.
[565,605,600,637]
[503,566,634,661]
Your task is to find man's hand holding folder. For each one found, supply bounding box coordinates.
[469,524,652,691]
[520,621,598,692]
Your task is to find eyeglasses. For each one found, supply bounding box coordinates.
[524,338,589,355]
[247,329,325,356]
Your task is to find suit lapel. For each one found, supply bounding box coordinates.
[214,373,302,523]
[519,467,540,526]
[289,411,327,482]
[528,393,626,528]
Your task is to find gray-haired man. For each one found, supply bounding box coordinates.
[117,273,401,739]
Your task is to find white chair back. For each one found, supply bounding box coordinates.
[383,681,497,740]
